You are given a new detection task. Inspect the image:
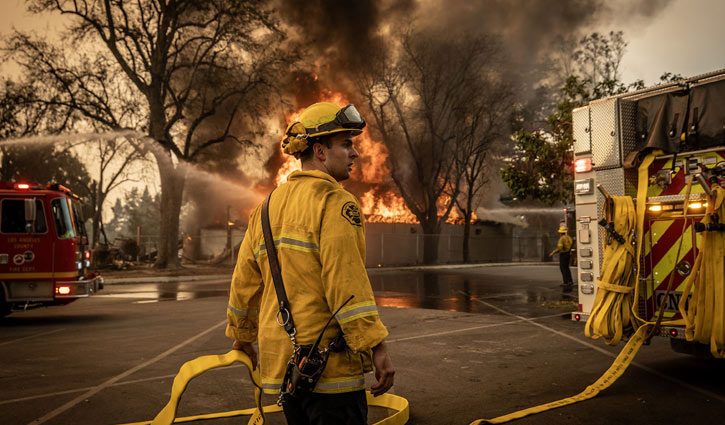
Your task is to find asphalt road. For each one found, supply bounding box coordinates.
[0,264,723,425]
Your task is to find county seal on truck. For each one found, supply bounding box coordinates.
[0,182,103,316]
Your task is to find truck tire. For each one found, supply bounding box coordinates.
[0,287,10,317]
[670,338,715,358]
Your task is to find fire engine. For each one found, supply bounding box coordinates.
[0,182,103,316]
[571,69,725,354]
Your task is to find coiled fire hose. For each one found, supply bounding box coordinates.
[117,350,409,425]
[584,194,637,345]
[678,183,725,358]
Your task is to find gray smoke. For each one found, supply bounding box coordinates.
[276,0,673,98]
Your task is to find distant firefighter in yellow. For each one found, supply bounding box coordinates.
[550,225,574,292]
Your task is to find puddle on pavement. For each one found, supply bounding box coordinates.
[98,282,229,301]
[368,271,575,314]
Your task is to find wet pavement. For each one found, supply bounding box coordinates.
[368,265,577,314]
[96,265,578,315]
[3,264,722,425]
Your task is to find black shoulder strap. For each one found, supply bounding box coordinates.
[261,192,296,340]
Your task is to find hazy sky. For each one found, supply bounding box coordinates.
[615,0,725,84]
[2,0,723,86]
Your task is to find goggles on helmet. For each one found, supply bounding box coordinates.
[306,104,366,136]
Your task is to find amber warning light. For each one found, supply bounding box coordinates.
[575,158,593,173]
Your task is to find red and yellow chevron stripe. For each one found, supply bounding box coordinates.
[639,149,725,320]
[647,150,725,198]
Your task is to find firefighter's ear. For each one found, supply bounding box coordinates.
[312,141,327,161]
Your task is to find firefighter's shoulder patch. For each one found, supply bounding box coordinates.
[341,201,362,227]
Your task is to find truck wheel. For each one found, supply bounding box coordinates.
[670,338,714,358]
[0,289,10,317]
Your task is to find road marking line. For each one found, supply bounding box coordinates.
[387,313,567,343]
[1,364,250,406]
[27,319,227,425]
[465,293,725,403]
[0,329,65,347]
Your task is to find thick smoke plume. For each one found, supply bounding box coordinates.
[188,0,674,232]
[277,0,673,91]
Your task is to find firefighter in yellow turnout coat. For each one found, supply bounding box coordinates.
[226,102,394,425]
[549,226,574,292]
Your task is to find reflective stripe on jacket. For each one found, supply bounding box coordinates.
[225,170,389,394]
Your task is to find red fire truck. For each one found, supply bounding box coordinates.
[571,69,725,354]
[0,182,103,316]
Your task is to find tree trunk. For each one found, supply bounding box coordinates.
[463,211,471,263]
[462,190,474,263]
[421,219,440,264]
[92,186,105,249]
[153,149,186,269]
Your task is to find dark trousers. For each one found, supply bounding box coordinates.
[559,252,573,285]
[282,390,367,425]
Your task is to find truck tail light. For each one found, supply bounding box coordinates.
[575,158,592,173]
[669,328,678,337]
[84,251,91,260]
[574,313,581,321]
[57,286,71,295]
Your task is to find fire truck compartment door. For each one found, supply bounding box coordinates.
[590,99,621,169]
[687,78,725,149]
[635,90,689,154]
[573,107,591,154]
[5,281,53,301]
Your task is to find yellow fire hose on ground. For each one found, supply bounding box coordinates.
[118,349,409,425]
[471,150,724,424]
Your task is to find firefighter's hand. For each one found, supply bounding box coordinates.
[232,340,258,370]
[370,341,395,397]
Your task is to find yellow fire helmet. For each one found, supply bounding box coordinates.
[558,226,568,233]
[281,102,366,155]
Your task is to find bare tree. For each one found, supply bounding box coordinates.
[83,134,148,249]
[11,0,292,268]
[4,32,150,251]
[573,31,628,94]
[357,31,499,263]
[452,77,514,263]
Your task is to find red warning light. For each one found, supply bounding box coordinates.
[574,314,581,321]
[575,158,593,173]
[17,183,30,189]
[669,328,678,338]
[57,286,71,295]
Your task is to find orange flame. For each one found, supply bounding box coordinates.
[275,156,299,186]
[361,189,417,223]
